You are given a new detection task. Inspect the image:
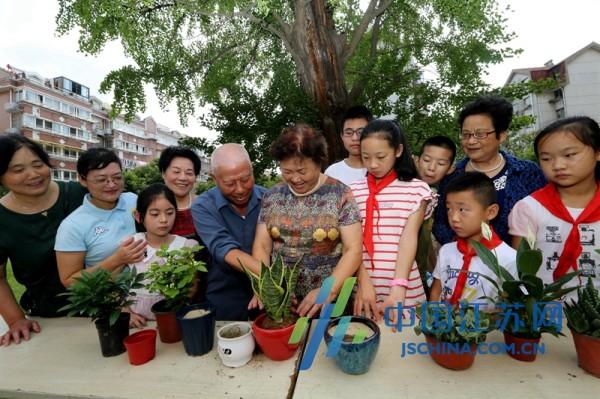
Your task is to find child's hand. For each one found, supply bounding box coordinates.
[353,277,380,321]
[380,286,406,332]
[128,312,147,329]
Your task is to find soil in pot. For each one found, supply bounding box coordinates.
[324,316,381,375]
[503,332,541,362]
[95,313,130,357]
[571,329,600,378]
[151,299,181,343]
[252,313,299,361]
[425,335,477,370]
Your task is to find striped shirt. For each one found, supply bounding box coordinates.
[351,178,435,305]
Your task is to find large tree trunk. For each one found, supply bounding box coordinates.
[289,0,350,165]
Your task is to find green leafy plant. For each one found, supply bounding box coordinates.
[59,268,145,327]
[242,254,300,329]
[145,245,207,311]
[473,237,579,338]
[415,303,491,344]
[565,277,600,338]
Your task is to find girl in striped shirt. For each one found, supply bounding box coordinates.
[351,120,435,325]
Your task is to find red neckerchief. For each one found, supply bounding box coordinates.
[531,182,600,280]
[364,170,398,267]
[449,228,503,304]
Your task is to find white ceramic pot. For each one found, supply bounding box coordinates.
[217,322,255,367]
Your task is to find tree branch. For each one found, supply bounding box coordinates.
[348,12,383,99]
[342,0,393,66]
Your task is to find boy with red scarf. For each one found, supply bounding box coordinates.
[430,172,516,309]
[509,117,600,297]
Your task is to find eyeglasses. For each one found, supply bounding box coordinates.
[342,128,364,137]
[87,174,124,186]
[460,129,496,141]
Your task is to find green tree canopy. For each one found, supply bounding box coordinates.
[57,0,547,174]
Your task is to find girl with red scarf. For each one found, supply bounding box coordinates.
[509,116,600,296]
[350,120,434,325]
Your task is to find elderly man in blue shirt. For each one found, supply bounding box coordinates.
[191,144,264,320]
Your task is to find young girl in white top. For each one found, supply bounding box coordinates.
[509,116,600,296]
[351,119,434,324]
[128,183,198,328]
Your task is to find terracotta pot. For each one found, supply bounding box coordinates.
[324,316,380,375]
[425,335,477,370]
[151,299,181,343]
[252,313,299,361]
[570,329,600,378]
[503,332,541,362]
[124,329,157,366]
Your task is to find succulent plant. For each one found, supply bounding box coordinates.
[242,254,300,328]
[415,302,491,344]
[565,277,600,338]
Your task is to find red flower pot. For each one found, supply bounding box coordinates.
[425,335,477,370]
[571,329,600,378]
[152,300,181,343]
[503,332,541,362]
[124,329,157,366]
[252,313,299,361]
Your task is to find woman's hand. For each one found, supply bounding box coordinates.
[0,318,41,346]
[353,276,380,321]
[380,285,406,332]
[247,294,263,310]
[297,288,330,318]
[112,237,147,266]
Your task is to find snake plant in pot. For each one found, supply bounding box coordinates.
[565,276,600,377]
[473,234,579,361]
[415,302,491,370]
[59,267,144,357]
[146,244,206,343]
[242,254,301,361]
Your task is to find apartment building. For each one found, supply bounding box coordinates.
[0,65,209,181]
[505,42,600,134]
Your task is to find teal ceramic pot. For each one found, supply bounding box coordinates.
[324,316,380,375]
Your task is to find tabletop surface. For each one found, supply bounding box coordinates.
[0,318,301,399]
[293,320,600,399]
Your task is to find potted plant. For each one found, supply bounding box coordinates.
[415,302,491,370]
[217,322,255,367]
[324,315,380,375]
[473,233,579,362]
[59,267,144,357]
[146,244,206,343]
[242,254,301,361]
[564,277,600,378]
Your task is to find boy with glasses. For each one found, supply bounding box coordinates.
[325,105,373,186]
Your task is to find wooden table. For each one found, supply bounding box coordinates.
[0,318,301,399]
[293,321,600,399]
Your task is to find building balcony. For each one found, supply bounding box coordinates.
[4,102,22,113]
[5,127,20,134]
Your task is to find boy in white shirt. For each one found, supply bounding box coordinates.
[325,105,372,185]
[430,172,516,310]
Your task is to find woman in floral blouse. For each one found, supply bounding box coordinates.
[253,124,363,318]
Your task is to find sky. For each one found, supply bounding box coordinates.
[1,0,598,139]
